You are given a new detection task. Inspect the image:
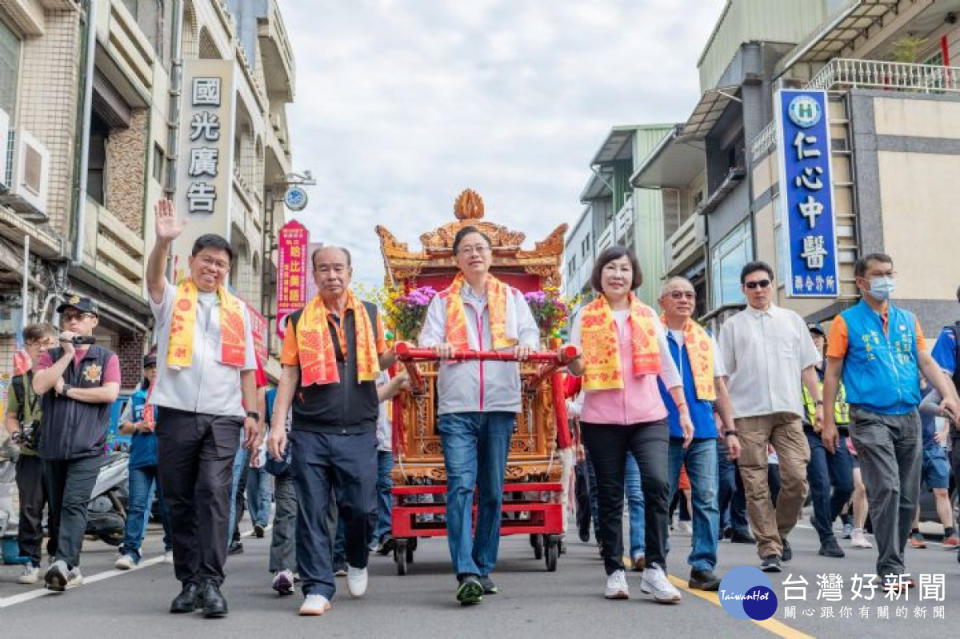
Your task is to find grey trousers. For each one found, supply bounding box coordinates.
[848,407,921,577]
[44,455,102,568]
[269,473,297,573]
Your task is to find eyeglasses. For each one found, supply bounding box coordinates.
[62,312,94,323]
[457,245,490,256]
[667,290,696,300]
[197,255,230,271]
[744,279,771,290]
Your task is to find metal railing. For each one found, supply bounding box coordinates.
[807,58,960,93]
[750,58,960,161]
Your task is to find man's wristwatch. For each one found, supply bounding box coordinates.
[246,411,260,421]
[724,430,738,437]
[61,383,73,396]
[815,399,824,405]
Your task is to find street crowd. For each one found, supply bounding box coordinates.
[3,197,960,618]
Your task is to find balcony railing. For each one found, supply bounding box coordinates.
[808,58,960,93]
[751,58,960,160]
[664,213,706,274]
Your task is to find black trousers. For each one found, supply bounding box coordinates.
[581,420,670,575]
[156,407,242,587]
[290,429,377,600]
[16,454,49,565]
[44,455,102,568]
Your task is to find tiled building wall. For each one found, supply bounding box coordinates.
[105,108,148,234]
[17,9,81,236]
[116,330,144,390]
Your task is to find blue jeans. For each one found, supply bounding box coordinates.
[373,450,394,545]
[805,430,853,543]
[668,439,719,572]
[245,466,273,527]
[717,438,749,533]
[120,465,172,562]
[438,411,514,578]
[227,445,249,546]
[624,454,645,559]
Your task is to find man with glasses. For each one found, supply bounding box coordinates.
[821,253,959,591]
[31,297,121,591]
[657,277,739,590]
[718,262,822,573]
[147,199,260,618]
[4,322,58,584]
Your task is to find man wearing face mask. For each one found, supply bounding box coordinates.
[822,253,960,592]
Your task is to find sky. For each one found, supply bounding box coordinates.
[281,0,726,289]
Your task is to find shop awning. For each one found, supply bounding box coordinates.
[678,86,739,141]
[630,125,704,189]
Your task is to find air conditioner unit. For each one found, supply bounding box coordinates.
[0,108,9,192]
[0,128,50,222]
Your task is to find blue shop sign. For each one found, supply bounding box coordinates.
[775,89,839,298]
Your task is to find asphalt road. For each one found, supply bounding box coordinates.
[1,509,958,638]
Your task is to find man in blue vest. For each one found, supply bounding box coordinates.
[822,253,959,592]
[657,276,740,591]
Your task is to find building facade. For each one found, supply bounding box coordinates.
[628,0,960,336]
[564,124,673,308]
[0,0,295,401]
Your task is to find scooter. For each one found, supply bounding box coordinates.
[85,451,129,546]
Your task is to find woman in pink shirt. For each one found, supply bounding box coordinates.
[565,246,692,603]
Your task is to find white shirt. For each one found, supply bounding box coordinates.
[718,304,820,419]
[149,283,257,418]
[569,308,683,389]
[376,371,392,452]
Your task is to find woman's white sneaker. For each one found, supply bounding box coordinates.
[640,564,682,603]
[18,563,40,585]
[851,528,873,549]
[346,566,368,597]
[299,594,331,616]
[604,569,629,599]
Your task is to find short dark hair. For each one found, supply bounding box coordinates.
[452,226,492,255]
[854,252,893,279]
[311,245,351,270]
[22,322,57,343]
[740,261,774,284]
[590,246,642,292]
[191,234,233,261]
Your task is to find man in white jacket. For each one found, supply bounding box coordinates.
[418,225,539,606]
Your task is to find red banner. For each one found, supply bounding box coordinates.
[276,220,309,338]
[247,304,268,364]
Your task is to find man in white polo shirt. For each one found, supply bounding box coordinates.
[718,261,822,573]
[147,199,260,619]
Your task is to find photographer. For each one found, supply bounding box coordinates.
[31,297,121,592]
[4,322,58,584]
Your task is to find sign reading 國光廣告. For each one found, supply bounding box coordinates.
[775,89,839,299]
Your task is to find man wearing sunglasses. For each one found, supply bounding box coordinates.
[31,297,121,591]
[718,262,822,573]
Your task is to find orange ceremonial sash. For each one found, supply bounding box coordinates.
[661,315,716,401]
[442,273,515,350]
[297,289,380,387]
[580,294,660,391]
[167,279,246,369]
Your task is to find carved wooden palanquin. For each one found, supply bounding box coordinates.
[378,190,567,484]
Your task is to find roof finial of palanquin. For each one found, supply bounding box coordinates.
[453,188,484,220]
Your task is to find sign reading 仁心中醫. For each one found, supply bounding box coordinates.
[775,89,839,299]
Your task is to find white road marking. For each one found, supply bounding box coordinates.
[0,526,268,609]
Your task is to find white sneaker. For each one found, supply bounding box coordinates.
[604,569,629,599]
[114,554,137,570]
[66,567,83,589]
[163,551,174,564]
[346,565,368,597]
[299,594,332,616]
[18,563,40,585]
[851,528,873,549]
[676,521,693,535]
[640,564,682,603]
